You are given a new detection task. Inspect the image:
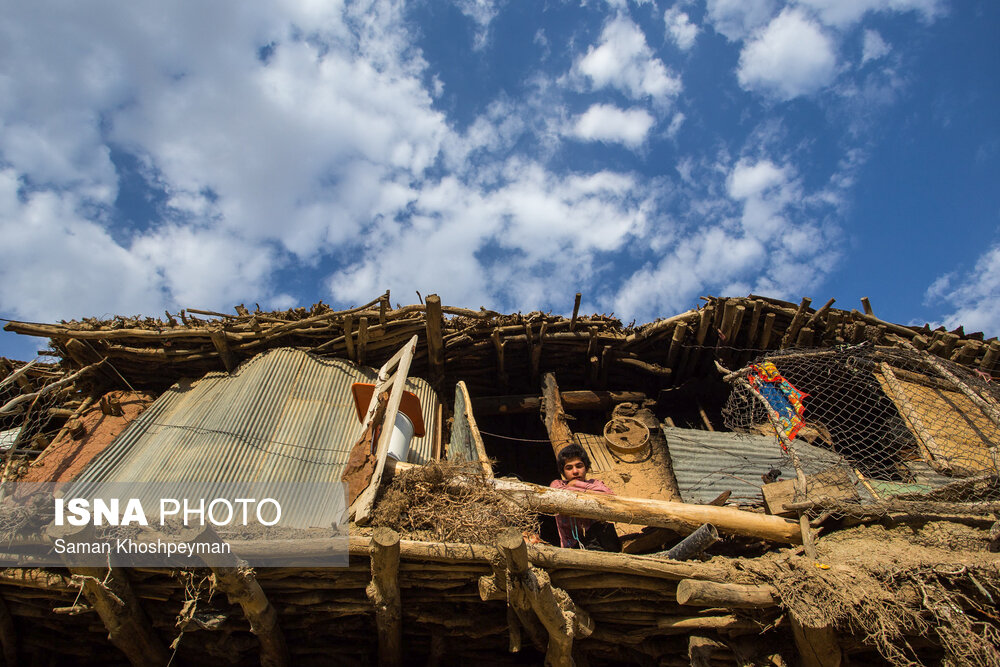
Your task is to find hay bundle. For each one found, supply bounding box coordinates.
[371,461,538,545]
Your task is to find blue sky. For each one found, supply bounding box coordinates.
[1,0,998,361]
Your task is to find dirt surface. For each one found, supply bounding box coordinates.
[20,390,155,483]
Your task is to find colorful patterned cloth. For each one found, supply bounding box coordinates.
[748,361,808,448]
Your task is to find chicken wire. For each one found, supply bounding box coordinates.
[0,361,68,478]
[721,344,1000,519]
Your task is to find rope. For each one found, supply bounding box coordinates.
[475,429,552,443]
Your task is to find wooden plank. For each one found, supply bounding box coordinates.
[761,467,857,517]
[425,295,444,386]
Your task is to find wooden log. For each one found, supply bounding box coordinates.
[676,580,777,609]
[796,326,814,348]
[689,635,727,667]
[531,322,548,382]
[570,293,582,332]
[759,313,776,350]
[860,296,873,316]
[367,528,402,667]
[660,524,719,561]
[68,566,169,665]
[209,327,237,373]
[425,295,445,386]
[358,317,369,366]
[746,300,764,348]
[981,341,1000,374]
[498,530,592,667]
[541,373,575,456]
[486,477,801,544]
[625,310,700,346]
[471,390,646,416]
[806,298,836,329]
[666,324,687,370]
[780,297,812,349]
[179,525,289,667]
[379,293,389,326]
[491,330,508,387]
[612,357,671,377]
[343,316,356,362]
[0,361,104,416]
[791,617,842,667]
[848,310,918,340]
[0,359,37,392]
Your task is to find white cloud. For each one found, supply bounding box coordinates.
[925,244,1000,337]
[571,104,655,148]
[574,15,682,104]
[664,7,699,51]
[705,0,777,41]
[737,8,838,100]
[453,0,501,50]
[861,29,891,63]
[795,0,944,28]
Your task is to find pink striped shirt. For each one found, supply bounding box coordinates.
[549,478,614,548]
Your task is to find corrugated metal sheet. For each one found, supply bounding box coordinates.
[663,425,846,505]
[69,348,438,525]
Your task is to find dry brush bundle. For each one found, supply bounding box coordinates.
[371,460,538,545]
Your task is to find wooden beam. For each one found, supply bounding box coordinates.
[570,293,582,332]
[666,323,687,370]
[780,297,812,349]
[68,566,170,666]
[676,579,778,609]
[541,373,575,456]
[792,617,842,667]
[425,295,444,385]
[496,529,593,667]
[759,313,777,350]
[487,477,802,544]
[367,528,402,667]
[343,315,356,362]
[472,390,646,416]
[357,316,369,366]
[196,527,289,667]
[209,327,237,373]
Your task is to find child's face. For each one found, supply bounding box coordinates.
[562,457,587,481]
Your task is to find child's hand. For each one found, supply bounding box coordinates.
[566,479,588,489]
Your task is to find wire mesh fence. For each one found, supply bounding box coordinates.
[722,343,1000,520]
[0,360,71,480]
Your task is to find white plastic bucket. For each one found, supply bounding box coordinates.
[387,411,415,462]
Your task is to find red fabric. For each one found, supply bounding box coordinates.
[549,478,614,548]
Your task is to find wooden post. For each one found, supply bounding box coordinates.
[981,341,1000,374]
[676,580,778,608]
[425,295,445,386]
[497,529,593,667]
[541,373,575,456]
[759,313,777,349]
[195,525,289,667]
[69,566,169,665]
[358,316,369,366]
[532,322,548,382]
[379,292,389,326]
[860,296,873,316]
[209,327,237,373]
[796,326,814,348]
[570,293,582,332]
[0,593,16,667]
[344,315,356,362]
[666,324,687,373]
[492,329,508,389]
[792,617,842,667]
[367,527,402,667]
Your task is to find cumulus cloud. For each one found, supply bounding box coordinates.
[574,15,682,104]
[737,8,838,100]
[705,0,777,41]
[925,244,1000,337]
[795,0,944,28]
[664,7,699,51]
[861,29,891,63]
[571,104,655,148]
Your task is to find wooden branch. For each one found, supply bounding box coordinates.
[0,359,37,392]
[498,530,592,667]
[486,477,802,544]
[676,580,778,609]
[202,540,289,667]
[367,528,402,667]
[541,373,575,456]
[209,326,237,373]
[625,310,700,346]
[0,361,103,416]
[425,295,445,386]
[570,293,582,332]
[806,298,836,329]
[666,323,687,370]
[780,297,812,349]
[69,566,170,666]
[472,390,645,416]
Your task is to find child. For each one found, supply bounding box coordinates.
[549,444,622,552]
